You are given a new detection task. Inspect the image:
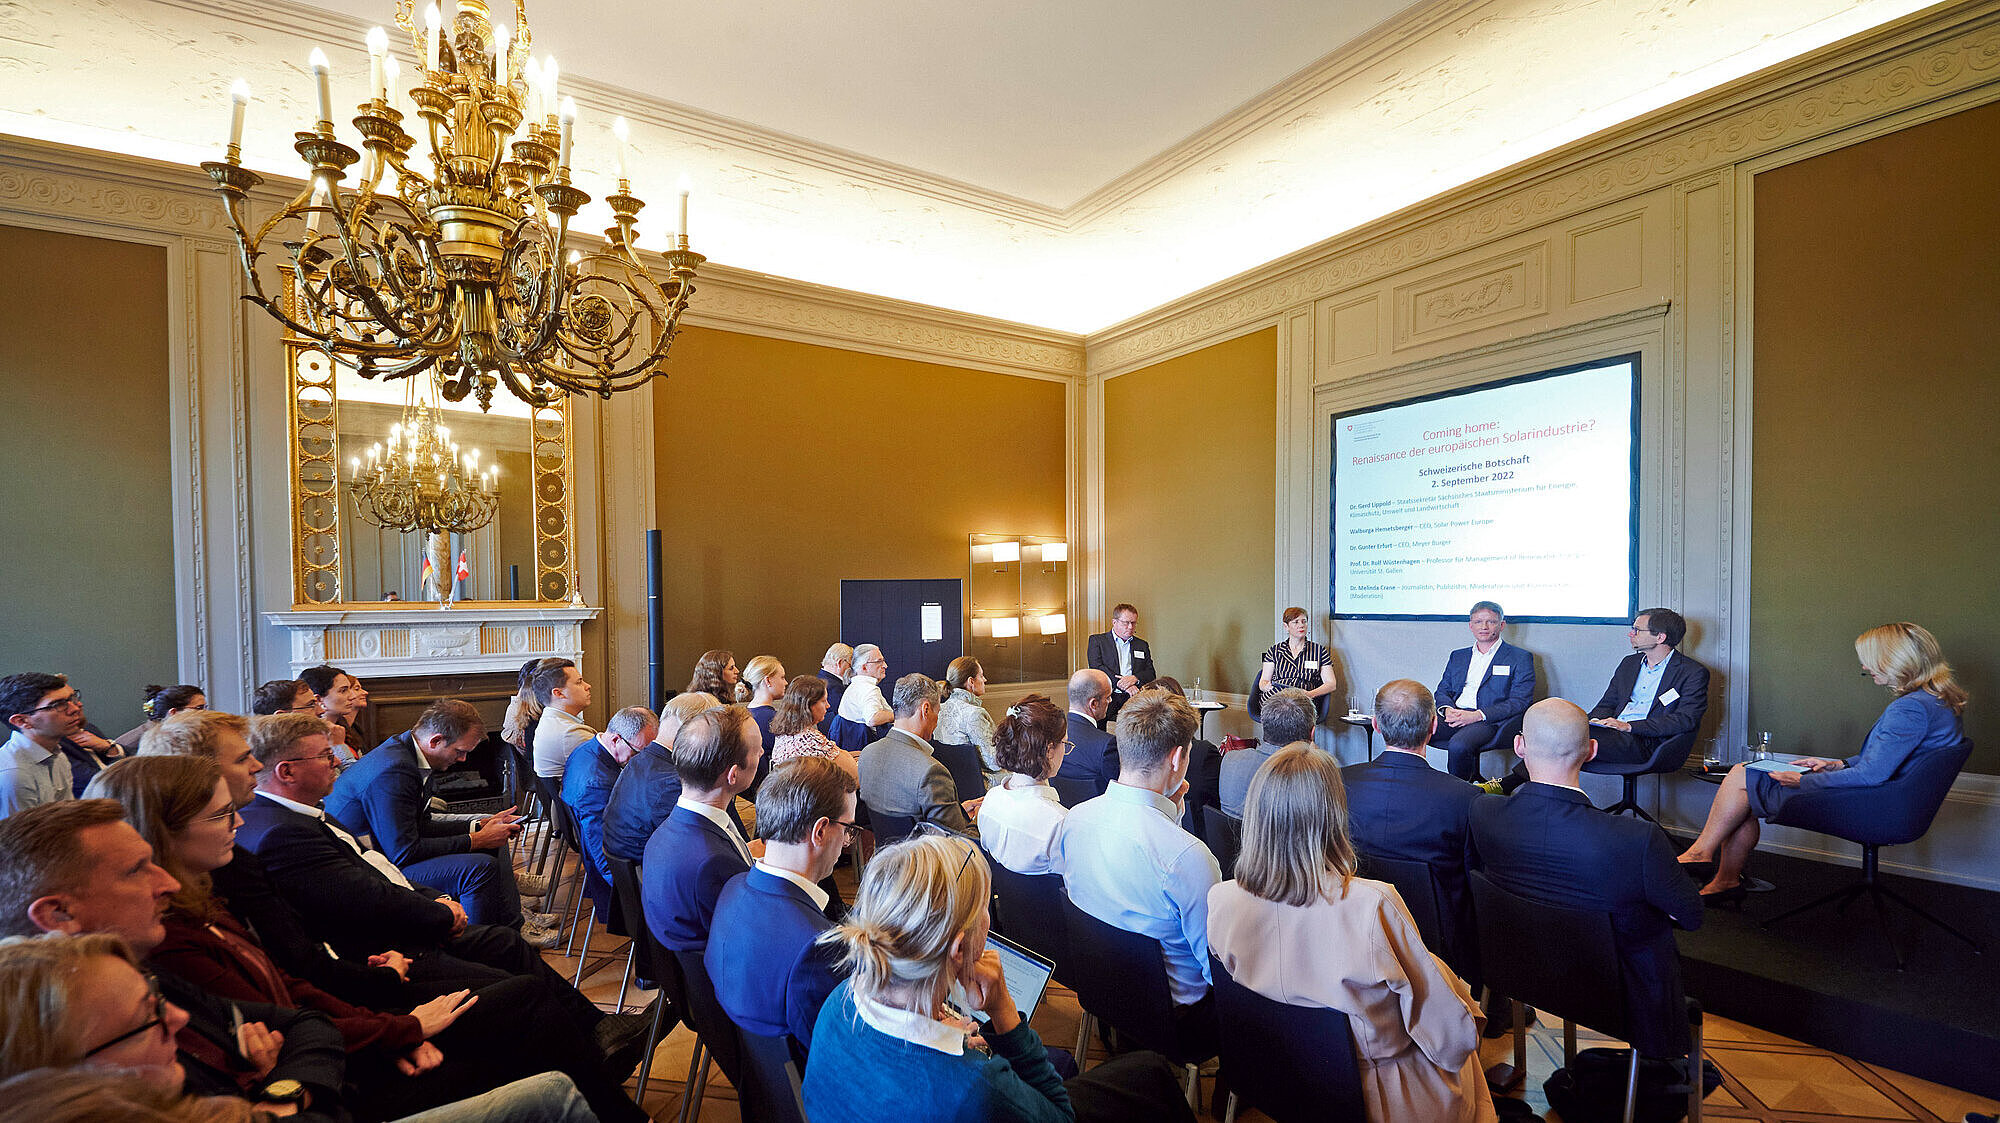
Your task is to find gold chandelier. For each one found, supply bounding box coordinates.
[348,374,501,535]
[202,0,703,412]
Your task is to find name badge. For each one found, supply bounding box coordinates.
[1659,688,1680,706]
[1134,650,1147,660]
[1304,660,1319,669]
[1493,665,1512,676]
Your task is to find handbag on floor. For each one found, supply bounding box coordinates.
[1543,1048,1720,1123]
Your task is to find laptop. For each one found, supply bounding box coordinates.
[949,931,1058,1025]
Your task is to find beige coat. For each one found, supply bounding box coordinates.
[1208,876,1497,1123]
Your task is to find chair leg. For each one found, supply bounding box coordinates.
[1601,774,1659,823]
[1074,1012,1093,1072]
[1182,1063,1200,1113]
[1562,1019,1577,1066]
[1689,1013,1704,1123]
[560,857,589,955]
[571,903,596,986]
[1485,997,1528,1092]
[615,941,636,1011]
[1877,882,1987,957]
[1223,1091,1239,1123]
[676,1041,708,1123]
[1622,1047,1642,1123]
[633,984,674,1096]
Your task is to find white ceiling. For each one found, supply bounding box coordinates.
[302,0,1428,209]
[0,0,1942,332]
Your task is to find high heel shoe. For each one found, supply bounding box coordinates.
[1700,884,1747,909]
[1679,858,1717,881]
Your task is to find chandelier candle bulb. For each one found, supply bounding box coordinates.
[522,57,542,120]
[677,173,691,240]
[366,26,387,99]
[557,96,576,168]
[424,4,441,70]
[309,48,333,126]
[612,116,629,182]
[492,22,509,82]
[226,79,250,152]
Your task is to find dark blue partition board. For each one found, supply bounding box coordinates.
[840,579,963,684]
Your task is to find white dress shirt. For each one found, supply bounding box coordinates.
[1056,781,1222,1005]
[839,674,890,724]
[975,780,1067,876]
[755,860,831,912]
[676,796,752,863]
[1456,644,1499,710]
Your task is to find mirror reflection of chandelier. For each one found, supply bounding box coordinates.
[201,0,705,412]
[348,374,501,535]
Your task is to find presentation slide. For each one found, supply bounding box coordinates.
[1331,355,1638,622]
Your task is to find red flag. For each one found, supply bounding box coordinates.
[455,550,471,582]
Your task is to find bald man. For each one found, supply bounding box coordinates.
[1053,669,1119,805]
[1469,699,1702,1058]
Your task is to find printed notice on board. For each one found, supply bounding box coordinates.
[920,603,944,642]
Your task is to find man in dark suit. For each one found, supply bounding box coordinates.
[1087,603,1158,721]
[1470,699,1703,1058]
[323,699,533,932]
[1586,607,1710,765]
[1430,600,1538,780]
[1341,679,1481,990]
[562,705,655,914]
[817,643,852,735]
[1054,669,1120,805]
[642,704,762,952]
[235,712,661,1073]
[706,756,855,1051]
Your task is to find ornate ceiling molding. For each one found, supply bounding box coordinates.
[1086,3,2000,375]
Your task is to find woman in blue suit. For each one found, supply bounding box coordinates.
[1677,622,1968,903]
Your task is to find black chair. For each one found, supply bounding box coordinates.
[1762,739,1980,969]
[529,774,584,943]
[985,855,1069,983]
[738,1030,809,1123]
[1049,774,1098,808]
[1582,728,1699,822]
[1058,893,1215,1109]
[1355,852,1446,962]
[607,857,699,1122]
[1469,870,1706,1121]
[1449,713,1525,782]
[1210,955,1365,1123]
[673,949,747,1097]
[932,741,990,803]
[1247,664,1331,724]
[869,810,917,846]
[1201,807,1243,880]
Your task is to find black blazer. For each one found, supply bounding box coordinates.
[1468,782,1703,1055]
[1087,631,1158,694]
[237,793,459,957]
[1341,751,1481,983]
[1054,711,1120,799]
[1588,651,1711,741]
[210,845,413,1010]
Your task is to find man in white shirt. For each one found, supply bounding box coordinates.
[836,644,894,733]
[1057,691,1221,1050]
[0,672,82,816]
[531,658,596,780]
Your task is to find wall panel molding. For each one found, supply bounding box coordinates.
[1087,7,2000,375]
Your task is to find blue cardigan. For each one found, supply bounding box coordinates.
[802,982,1074,1123]
[1803,689,1962,791]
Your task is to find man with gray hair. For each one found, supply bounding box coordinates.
[834,643,893,744]
[1218,687,1318,818]
[1431,600,1538,781]
[562,705,657,913]
[1341,679,1484,997]
[817,643,854,732]
[857,672,978,837]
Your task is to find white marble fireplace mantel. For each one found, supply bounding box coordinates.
[264,605,602,678]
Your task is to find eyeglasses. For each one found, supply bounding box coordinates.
[832,819,863,840]
[28,691,83,714]
[1056,738,1074,756]
[911,821,982,882]
[195,806,242,828]
[1626,628,1658,636]
[283,749,339,767]
[81,973,168,1058]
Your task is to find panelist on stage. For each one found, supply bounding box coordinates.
[1259,607,1337,705]
[1584,608,1709,765]
[1087,603,1156,721]
[1430,600,1536,781]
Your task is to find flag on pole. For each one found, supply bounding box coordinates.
[455,550,471,596]
[419,553,435,595]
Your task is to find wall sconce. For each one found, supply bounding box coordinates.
[971,617,991,638]
[1038,613,1066,636]
[990,541,1021,564]
[990,616,1021,639]
[1040,542,1068,563]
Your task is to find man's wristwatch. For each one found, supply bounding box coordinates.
[256,1078,308,1107]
